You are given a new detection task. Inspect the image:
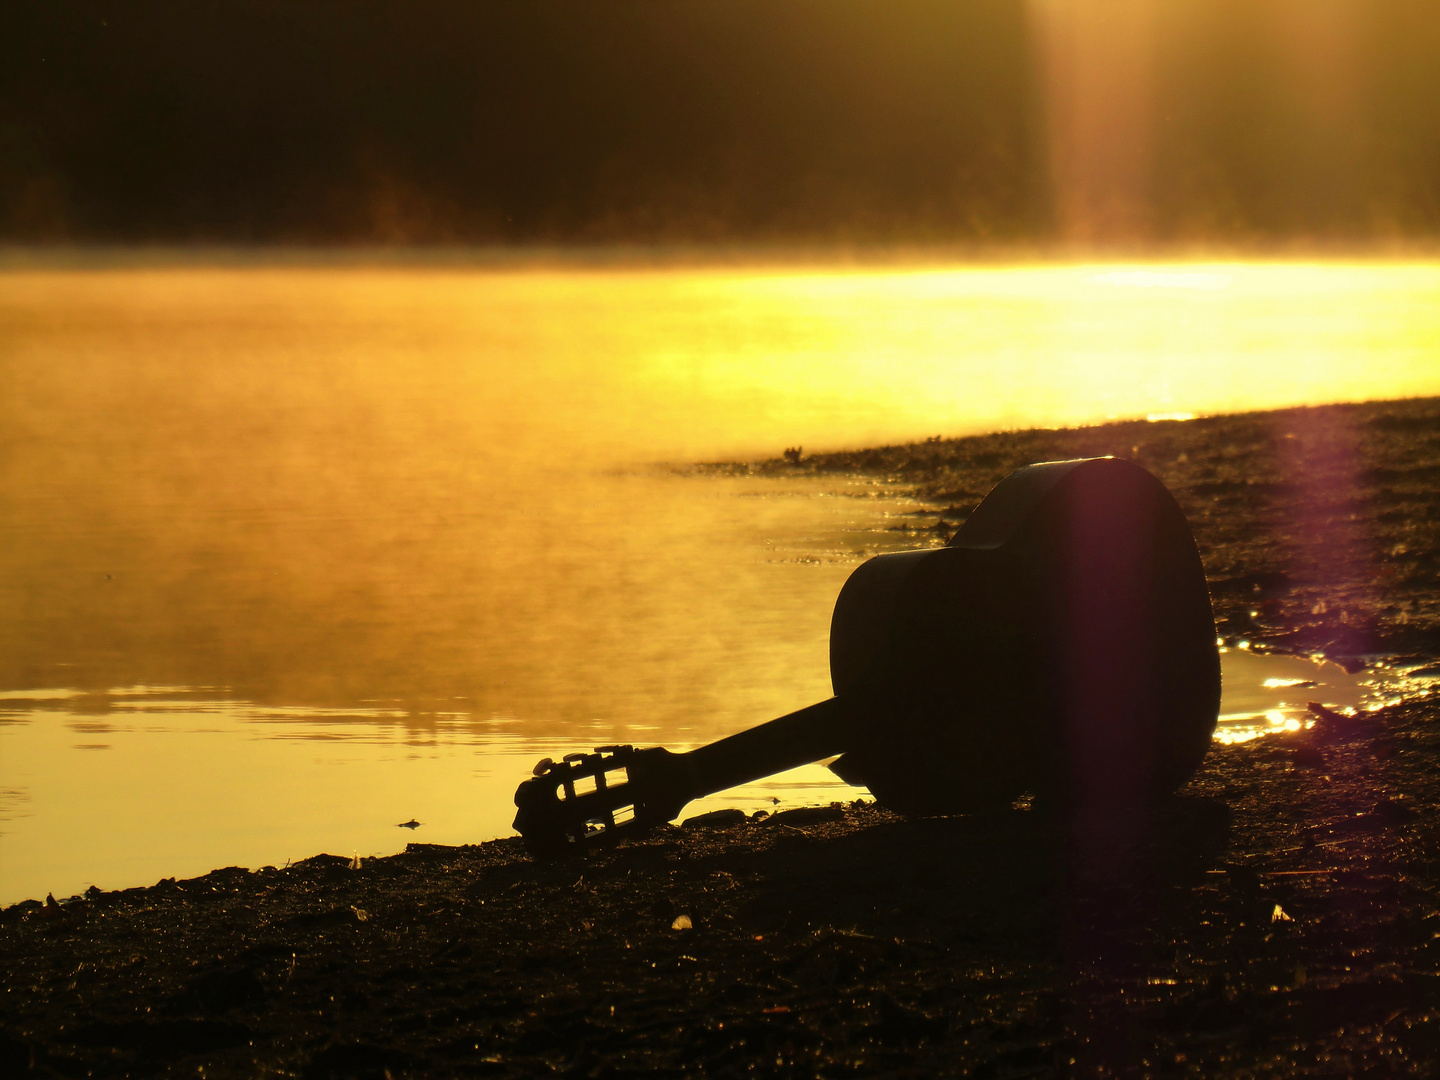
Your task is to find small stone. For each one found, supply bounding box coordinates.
[1371,798,1419,825]
[681,808,747,830]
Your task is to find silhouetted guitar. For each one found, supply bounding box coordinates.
[513,457,1220,857]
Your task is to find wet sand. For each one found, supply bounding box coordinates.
[5,396,1440,1078]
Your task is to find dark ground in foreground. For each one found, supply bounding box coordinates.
[5,397,1440,1078]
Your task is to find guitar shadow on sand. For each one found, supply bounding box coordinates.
[600,793,1233,981]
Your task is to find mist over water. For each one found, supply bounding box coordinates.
[2,258,1439,904]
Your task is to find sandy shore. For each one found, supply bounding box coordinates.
[4,397,1439,1078]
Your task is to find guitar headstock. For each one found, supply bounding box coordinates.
[512,744,689,857]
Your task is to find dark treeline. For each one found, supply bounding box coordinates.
[2,0,1437,246]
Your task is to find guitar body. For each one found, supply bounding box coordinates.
[513,457,1220,855]
[827,457,1219,813]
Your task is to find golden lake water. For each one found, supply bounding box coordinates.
[3,258,1439,904]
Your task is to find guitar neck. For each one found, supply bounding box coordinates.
[676,695,858,802]
[513,693,864,855]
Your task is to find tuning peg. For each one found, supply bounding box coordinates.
[532,758,555,776]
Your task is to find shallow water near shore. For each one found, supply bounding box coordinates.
[2,648,1429,906]
[3,258,1440,905]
